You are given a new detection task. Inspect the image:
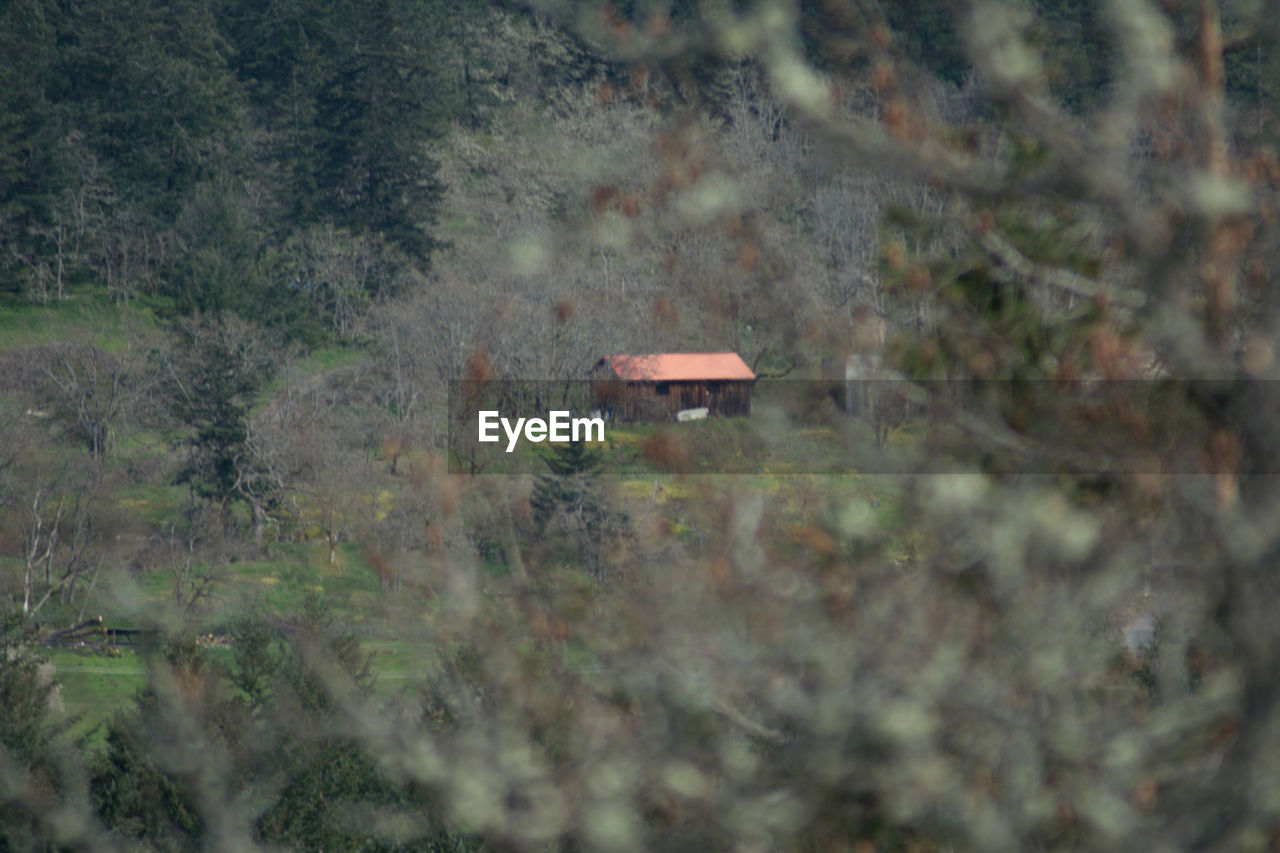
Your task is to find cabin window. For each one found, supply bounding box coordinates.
[655,383,670,396]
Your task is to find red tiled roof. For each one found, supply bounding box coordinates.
[605,353,755,382]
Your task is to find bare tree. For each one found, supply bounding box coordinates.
[160,510,221,617]
[26,341,152,460]
[9,457,100,620]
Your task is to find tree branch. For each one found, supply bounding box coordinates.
[978,229,1146,310]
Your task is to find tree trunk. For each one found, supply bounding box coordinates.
[252,502,266,548]
[502,505,528,586]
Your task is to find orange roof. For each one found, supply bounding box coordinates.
[605,353,755,382]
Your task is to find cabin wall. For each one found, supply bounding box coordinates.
[591,379,753,421]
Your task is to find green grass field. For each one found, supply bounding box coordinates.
[49,648,150,742]
[0,294,162,354]
[47,636,457,746]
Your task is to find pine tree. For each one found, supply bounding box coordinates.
[167,321,266,520]
[531,439,603,527]
[312,0,453,261]
[0,0,69,300]
[51,0,244,221]
[0,612,65,849]
[530,440,628,580]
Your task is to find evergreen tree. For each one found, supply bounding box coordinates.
[165,180,315,335]
[167,321,266,518]
[0,0,68,299]
[0,611,65,849]
[217,0,339,227]
[87,617,481,851]
[51,0,244,221]
[531,438,603,526]
[1029,0,1114,112]
[531,440,627,579]
[90,637,223,847]
[878,0,970,86]
[220,0,454,263]
[314,0,453,261]
[227,616,282,716]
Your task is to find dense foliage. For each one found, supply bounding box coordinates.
[0,0,457,337]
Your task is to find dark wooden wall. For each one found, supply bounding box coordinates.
[591,379,753,421]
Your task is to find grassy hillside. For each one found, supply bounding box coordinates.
[2,300,916,748]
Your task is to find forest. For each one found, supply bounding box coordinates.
[3,0,1280,849]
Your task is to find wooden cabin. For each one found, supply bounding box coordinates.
[590,353,755,421]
